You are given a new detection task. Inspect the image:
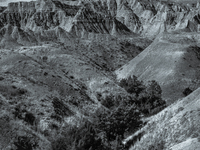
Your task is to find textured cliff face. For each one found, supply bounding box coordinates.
[114,0,200,37]
[0,0,200,45]
[2,0,80,31]
[0,0,79,47]
[0,0,136,47]
[70,4,132,39]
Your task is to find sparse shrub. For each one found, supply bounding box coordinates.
[44,72,48,76]
[100,94,115,109]
[0,76,4,81]
[14,136,38,150]
[148,138,165,150]
[50,123,59,130]
[17,88,27,95]
[198,135,200,142]
[120,41,131,47]
[24,112,36,125]
[183,87,193,96]
[0,85,27,98]
[177,107,184,113]
[67,97,80,106]
[42,56,48,62]
[191,132,199,138]
[13,105,23,119]
[50,113,63,122]
[52,97,73,117]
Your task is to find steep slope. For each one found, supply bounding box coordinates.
[0,45,104,149]
[125,87,200,150]
[116,32,200,104]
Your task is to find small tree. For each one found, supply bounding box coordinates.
[138,80,166,115]
[146,80,162,98]
[97,103,142,142]
[119,76,145,96]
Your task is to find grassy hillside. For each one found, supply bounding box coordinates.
[116,32,200,104]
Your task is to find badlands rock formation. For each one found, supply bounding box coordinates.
[0,0,199,44]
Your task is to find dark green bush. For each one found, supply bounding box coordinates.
[52,121,106,150]
[119,76,145,96]
[97,103,142,141]
[183,87,193,96]
[100,94,115,109]
[24,112,35,125]
[119,77,166,115]
[14,136,38,150]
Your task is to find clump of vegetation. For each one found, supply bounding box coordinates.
[148,138,165,150]
[52,121,106,150]
[119,77,166,115]
[97,104,142,142]
[14,136,38,150]
[98,94,116,109]
[52,97,73,117]
[42,56,48,62]
[137,80,166,115]
[0,85,27,98]
[13,104,37,126]
[24,112,36,125]
[183,87,193,96]
[119,76,145,96]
